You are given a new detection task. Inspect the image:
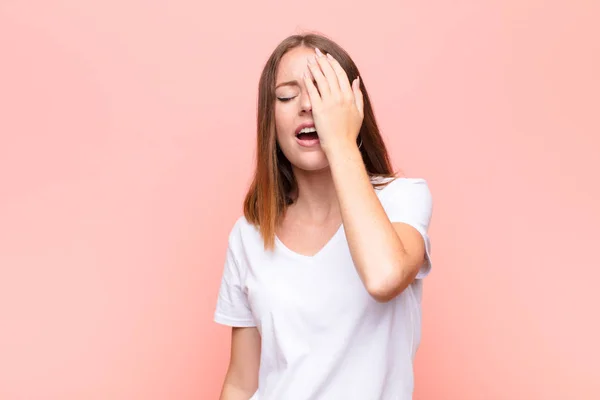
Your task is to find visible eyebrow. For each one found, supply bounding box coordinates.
[275,80,300,89]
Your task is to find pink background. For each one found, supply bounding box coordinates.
[1,0,598,399]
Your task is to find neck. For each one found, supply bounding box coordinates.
[289,166,339,222]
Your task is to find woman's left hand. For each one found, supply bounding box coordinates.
[304,48,364,154]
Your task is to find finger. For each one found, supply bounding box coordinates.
[303,71,322,108]
[325,53,353,97]
[314,48,341,97]
[353,76,364,117]
[307,55,330,97]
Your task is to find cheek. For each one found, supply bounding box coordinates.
[274,107,293,140]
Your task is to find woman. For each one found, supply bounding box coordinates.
[214,33,433,400]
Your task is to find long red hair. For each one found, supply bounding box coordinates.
[244,33,397,250]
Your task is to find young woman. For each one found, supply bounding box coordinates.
[214,33,433,400]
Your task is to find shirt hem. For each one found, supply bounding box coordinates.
[214,312,257,327]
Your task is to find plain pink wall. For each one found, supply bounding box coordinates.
[1,0,598,399]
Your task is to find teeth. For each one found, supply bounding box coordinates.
[299,127,317,134]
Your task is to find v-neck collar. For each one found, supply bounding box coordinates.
[274,224,344,260]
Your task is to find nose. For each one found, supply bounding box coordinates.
[299,90,312,114]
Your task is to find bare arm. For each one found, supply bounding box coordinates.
[219,326,261,400]
[327,144,426,302]
[304,49,427,303]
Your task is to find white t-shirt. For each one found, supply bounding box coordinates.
[214,177,433,400]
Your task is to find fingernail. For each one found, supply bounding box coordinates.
[315,48,324,57]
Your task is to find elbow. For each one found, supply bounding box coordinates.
[364,264,416,303]
[366,280,401,303]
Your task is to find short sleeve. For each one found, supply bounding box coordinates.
[214,224,256,327]
[378,178,433,279]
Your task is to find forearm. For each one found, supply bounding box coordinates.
[326,142,412,300]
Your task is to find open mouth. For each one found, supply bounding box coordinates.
[296,126,319,141]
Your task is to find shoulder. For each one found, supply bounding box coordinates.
[372,176,433,225]
[226,215,262,251]
[373,176,432,202]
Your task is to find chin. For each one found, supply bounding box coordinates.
[287,151,330,172]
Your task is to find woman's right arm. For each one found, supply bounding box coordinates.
[219,326,261,400]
